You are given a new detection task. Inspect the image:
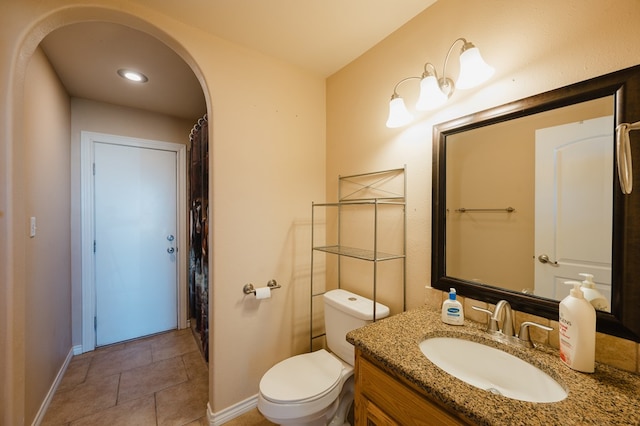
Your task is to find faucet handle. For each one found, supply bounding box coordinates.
[471,306,499,332]
[518,321,553,348]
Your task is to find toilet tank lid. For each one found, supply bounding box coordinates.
[323,289,390,321]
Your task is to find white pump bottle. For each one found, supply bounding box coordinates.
[579,273,610,312]
[441,288,464,325]
[559,281,596,373]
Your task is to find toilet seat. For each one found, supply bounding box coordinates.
[260,349,344,404]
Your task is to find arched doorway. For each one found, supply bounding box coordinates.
[38,20,207,353]
[3,7,212,425]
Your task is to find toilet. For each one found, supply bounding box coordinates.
[258,289,390,426]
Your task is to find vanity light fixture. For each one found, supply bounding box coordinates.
[615,120,640,194]
[386,38,494,128]
[117,68,149,83]
[386,77,418,128]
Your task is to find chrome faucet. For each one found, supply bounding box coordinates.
[472,300,553,348]
[493,300,515,337]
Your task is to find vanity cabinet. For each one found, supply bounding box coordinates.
[354,349,469,426]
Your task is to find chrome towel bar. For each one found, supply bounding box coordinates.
[455,207,515,213]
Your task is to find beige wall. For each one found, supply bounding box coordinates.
[22,47,73,424]
[327,0,640,374]
[1,1,325,424]
[327,0,640,312]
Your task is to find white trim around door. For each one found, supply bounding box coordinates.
[80,131,187,353]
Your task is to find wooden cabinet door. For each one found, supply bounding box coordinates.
[355,350,468,426]
[358,397,400,426]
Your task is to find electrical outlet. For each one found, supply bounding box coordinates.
[30,217,36,237]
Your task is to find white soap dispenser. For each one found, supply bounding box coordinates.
[441,288,464,325]
[579,273,610,312]
[559,281,596,373]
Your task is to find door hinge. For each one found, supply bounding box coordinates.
[93,240,96,253]
[92,162,96,176]
[94,316,97,331]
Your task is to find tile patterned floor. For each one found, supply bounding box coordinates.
[42,329,274,426]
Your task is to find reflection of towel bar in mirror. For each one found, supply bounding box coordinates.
[455,207,515,213]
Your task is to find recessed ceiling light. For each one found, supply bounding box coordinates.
[117,69,148,83]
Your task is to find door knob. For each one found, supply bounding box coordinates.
[167,247,175,254]
[538,254,558,265]
[167,235,175,242]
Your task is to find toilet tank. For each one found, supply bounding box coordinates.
[323,289,390,366]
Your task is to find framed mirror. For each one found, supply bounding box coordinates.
[432,64,640,342]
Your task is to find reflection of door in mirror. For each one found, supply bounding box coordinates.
[445,96,614,302]
[534,116,612,310]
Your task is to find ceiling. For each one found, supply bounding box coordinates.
[40,0,436,120]
[41,22,208,120]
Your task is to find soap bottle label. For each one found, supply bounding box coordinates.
[559,311,572,364]
[441,300,464,325]
[447,307,461,317]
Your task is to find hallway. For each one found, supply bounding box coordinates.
[41,329,273,425]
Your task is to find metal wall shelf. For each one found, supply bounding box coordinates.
[309,166,406,351]
[313,199,406,207]
[313,245,405,262]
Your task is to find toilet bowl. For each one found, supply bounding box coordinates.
[257,289,390,426]
[258,349,353,426]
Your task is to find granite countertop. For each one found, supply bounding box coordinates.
[347,306,640,425]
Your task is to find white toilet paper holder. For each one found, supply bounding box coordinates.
[243,279,280,295]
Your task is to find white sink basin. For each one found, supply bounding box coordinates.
[419,337,567,403]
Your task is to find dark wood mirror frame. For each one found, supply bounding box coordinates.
[432,64,640,342]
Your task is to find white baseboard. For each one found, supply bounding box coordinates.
[32,347,74,426]
[72,345,83,355]
[207,395,259,426]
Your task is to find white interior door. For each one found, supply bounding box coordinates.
[94,141,178,346]
[534,116,613,303]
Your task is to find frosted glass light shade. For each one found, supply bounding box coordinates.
[456,46,494,90]
[386,97,414,128]
[416,75,448,111]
